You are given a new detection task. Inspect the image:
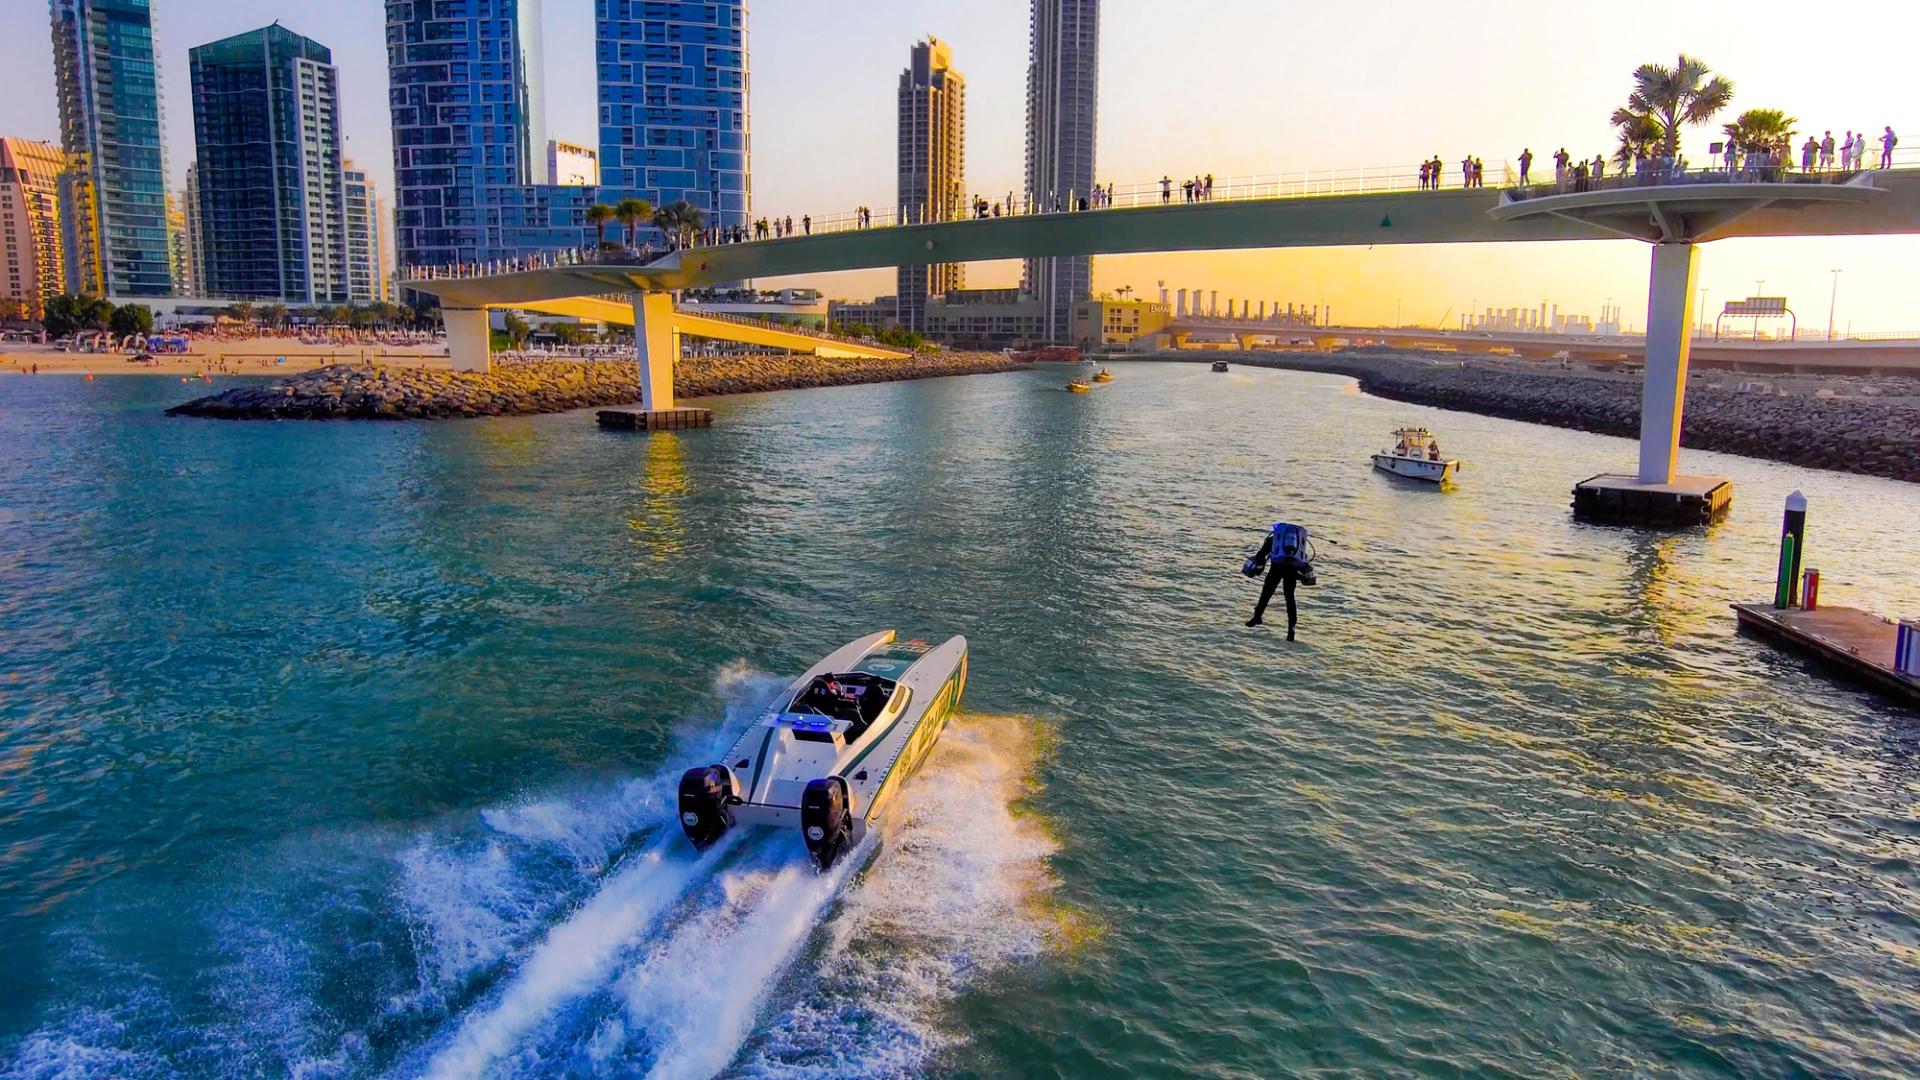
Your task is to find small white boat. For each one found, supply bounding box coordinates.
[679,631,968,869]
[1371,426,1459,484]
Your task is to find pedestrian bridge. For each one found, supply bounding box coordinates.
[407,168,1920,492]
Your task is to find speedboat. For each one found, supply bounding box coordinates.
[1092,368,1114,383]
[679,631,968,869]
[1066,379,1091,393]
[1371,426,1459,484]
[1211,360,1230,372]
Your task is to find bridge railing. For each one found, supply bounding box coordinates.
[397,148,1920,284]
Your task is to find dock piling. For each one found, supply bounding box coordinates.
[1774,491,1808,608]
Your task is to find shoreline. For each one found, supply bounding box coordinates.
[164,352,1032,420]
[1121,349,1920,484]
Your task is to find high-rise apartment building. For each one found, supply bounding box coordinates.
[342,160,382,303]
[0,138,68,320]
[597,1,750,235]
[181,163,205,296]
[549,140,599,187]
[164,191,190,295]
[386,0,591,269]
[190,24,349,303]
[50,0,173,297]
[1023,0,1100,340]
[897,38,965,334]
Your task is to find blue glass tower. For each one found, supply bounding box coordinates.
[50,0,174,297]
[596,1,750,233]
[385,0,590,269]
[190,25,348,303]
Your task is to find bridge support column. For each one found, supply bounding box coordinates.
[633,291,679,410]
[444,308,492,373]
[1638,243,1699,485]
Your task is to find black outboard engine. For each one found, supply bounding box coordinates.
[678,765,737,850]
[800,776,853,870]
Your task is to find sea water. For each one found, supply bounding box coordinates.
[3,364,1918,1077]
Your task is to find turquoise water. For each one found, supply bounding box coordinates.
[3,363,1919,1078]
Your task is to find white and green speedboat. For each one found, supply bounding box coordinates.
[678,631,969,869]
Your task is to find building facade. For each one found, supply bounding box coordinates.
[597,0,750,236]
[164,191,190,295]
[897,38,965,334]
[548,140,599,186]
[1071,296,1169,348]
[1023,0,1100,340]
[386,0,594,270]
[181,163,205,295]
[0,138,69,320]
[50,0,173,297]
[190,24,349,303]
[342,160,381,303]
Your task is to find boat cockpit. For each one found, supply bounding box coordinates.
[787,672,898,742]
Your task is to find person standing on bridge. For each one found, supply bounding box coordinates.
[1518,148,1533,185]
[1554,148,1570,182]
[1161,176,1172,203]
[1884,127,1900,169]
[1820,131,1836,170]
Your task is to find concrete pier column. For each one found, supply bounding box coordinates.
[1638,243,1701,485]
[632,291,680,411]
[444,308,492,372]
[1209,290,1219,317]
[1177,289,1187,317]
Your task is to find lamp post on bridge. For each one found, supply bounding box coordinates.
[1827,269,1842,342]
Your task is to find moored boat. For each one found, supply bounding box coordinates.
[678,632,968,869]
[1371,426,1459,484]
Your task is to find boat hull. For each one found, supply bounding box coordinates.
[1372,453,1457,484]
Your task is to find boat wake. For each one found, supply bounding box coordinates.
[3,667,1069,1080]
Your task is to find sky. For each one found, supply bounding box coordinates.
[2,0,1915,331]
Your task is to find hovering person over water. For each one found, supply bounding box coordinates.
[1243,521,1318,639]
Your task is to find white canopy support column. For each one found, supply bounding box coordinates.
[632,291,679,410]
[444,308,492,373]
[1637,242,1701,485]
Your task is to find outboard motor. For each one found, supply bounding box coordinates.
[678,765,738,850]
[800,776,853,870]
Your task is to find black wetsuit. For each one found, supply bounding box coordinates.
[1248,533,1303,639]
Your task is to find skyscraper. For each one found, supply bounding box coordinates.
[0,138,68,320]
[342,160,381,303]
[386,0,584,269]
[597,1,750,236]
[1023,0,1100,341]
[164,191,190,296]
[181,163,205,296]
[50,0,173,297]
[897,38,965,334]
[190,24,348,303]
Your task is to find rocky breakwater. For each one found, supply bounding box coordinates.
[1138,350,1920,484]
[167,352,1029,421]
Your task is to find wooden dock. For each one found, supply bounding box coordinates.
[1733,603,1920,707]
[596,407,713,432]
[1573,473,1733,527]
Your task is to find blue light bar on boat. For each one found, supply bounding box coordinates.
[783,714,835,733]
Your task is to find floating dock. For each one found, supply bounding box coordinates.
[1732,603,1920,707]
[596,406,713,431]
[1572,473,1733,527]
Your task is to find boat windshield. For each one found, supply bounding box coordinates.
[789,673,897,741]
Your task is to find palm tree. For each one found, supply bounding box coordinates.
[1611,54,1734,162]
[652,200,703,250]
[613,198,652,250]
[586,203,615,248]
[1722,108,1797,155]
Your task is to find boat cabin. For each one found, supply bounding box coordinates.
[782,671,900,745]
[1388,426,1445,461]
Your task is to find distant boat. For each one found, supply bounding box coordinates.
[1066,379,1092,393]
[1371,426,1460,484]
[1211,360,1230,372]
[1092,368,1114,383]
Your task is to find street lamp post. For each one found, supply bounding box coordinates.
[1827,269,1842,342]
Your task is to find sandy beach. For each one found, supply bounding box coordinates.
[0,337,452,377]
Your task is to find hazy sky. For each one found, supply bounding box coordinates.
[2,0,1914,329]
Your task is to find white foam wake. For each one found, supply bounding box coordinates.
[416,836,729,1080]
